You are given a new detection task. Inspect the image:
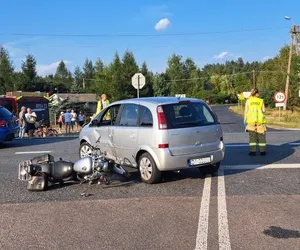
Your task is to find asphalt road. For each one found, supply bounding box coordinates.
[0,105,299,250]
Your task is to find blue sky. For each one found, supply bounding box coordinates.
[0,0,299,76]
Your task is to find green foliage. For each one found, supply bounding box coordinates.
[0,44,299,110]
[54,61,73,90]
[71,66,84,93]
[0,46,14,94]
[20,54,37,91]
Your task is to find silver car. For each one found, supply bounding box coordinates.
[79,97,225,184]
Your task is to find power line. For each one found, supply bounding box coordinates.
[0,26,290,38]
[0,36,281,49]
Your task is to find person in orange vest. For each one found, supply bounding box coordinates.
[244,88,267,156]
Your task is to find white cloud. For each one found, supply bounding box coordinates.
[36,60,72,76]
[213,52,234,60]
[154,18,171,31]
[262,56,272,61]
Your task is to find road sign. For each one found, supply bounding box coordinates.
[275,102,285,107]
[274,91,286,103]
[132,73,145,90]
[175,94,186,98]
[243,92,251,99]
[132,73,146,98]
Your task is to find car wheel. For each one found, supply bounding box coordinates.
[138,152,161,184]
[79,142,93,158]
[198,162,220,175]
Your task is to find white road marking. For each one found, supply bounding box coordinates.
[223,163,300,170]
[15,151,52,155]
[225,144,248,147]
[225,143,300,147]
[218,168,231,250]
[195,175,211,250]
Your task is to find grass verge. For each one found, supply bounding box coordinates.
[229,105,300,129]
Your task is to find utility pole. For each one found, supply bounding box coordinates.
[284,25,300,110]
[82,78,85,90]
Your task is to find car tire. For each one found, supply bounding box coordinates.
[138,152,161,184]
[198,162,220,175]
[79,142,93,158]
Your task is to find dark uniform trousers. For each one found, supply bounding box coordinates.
[247,123,266,153]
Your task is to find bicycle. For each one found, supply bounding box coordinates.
[34,120,58,137]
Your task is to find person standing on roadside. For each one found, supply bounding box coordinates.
[57,112,64,134]
[70,109,77,132]
[244,88,267,156]
[18,106,26,138]
[94,93,110,117]
[25,108,37,138]
[78,111,85,128]
[64,109,72,134]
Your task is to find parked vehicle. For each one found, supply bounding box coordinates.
[78,97,225,184]
[0,106,19,144]
[0,95,50,126]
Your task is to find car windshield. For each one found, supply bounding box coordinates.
[0,107,12,119]
[162,101,218,129]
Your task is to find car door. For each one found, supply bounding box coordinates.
[113,103,139,166]
[90,104,122,161]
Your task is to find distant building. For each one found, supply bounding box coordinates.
[49,93,98,116]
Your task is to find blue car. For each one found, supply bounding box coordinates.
[0,106,19,143]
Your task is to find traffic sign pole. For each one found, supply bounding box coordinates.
[132,73,146,98]
[137,75,140,98]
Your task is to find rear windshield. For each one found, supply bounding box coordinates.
[0,107,12,118]
[162,101,218,129]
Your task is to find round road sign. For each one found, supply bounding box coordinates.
[273,91,286,103]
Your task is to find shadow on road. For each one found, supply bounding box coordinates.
[0,137,79,149]
[212,105,286,133]
[222,139,300,176]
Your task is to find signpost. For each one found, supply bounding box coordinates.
[273,91,286,121]
[132,73,146,98]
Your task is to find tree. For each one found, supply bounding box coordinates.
[83,58,94,91]
[165,54,186,95]
[0,46,14,94]
[139,61,154,97]
[108,52,123,101]
[153,73,170,96]
[119,50,139,99]
[54,61,73,91]
[71,66,83,93]
[95,58,104,73]
[21,54,37,91]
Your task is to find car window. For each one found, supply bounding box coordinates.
[0,99,13,113]
[99,105,121,126]
[139,105,153,127]
[119,104,139,126]
[162,101,218,129]
[0,107,12,118]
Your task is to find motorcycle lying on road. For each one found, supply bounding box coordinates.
[18,137,130,191]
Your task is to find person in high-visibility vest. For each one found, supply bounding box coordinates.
[244,88,267,156]
[94,93,110,119]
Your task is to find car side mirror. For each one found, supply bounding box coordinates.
[91,119,99,126]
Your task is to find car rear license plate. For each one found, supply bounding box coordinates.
[188,156,212,166]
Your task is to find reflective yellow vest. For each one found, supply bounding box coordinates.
[94,99,110,117]
[246,97,266,124]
